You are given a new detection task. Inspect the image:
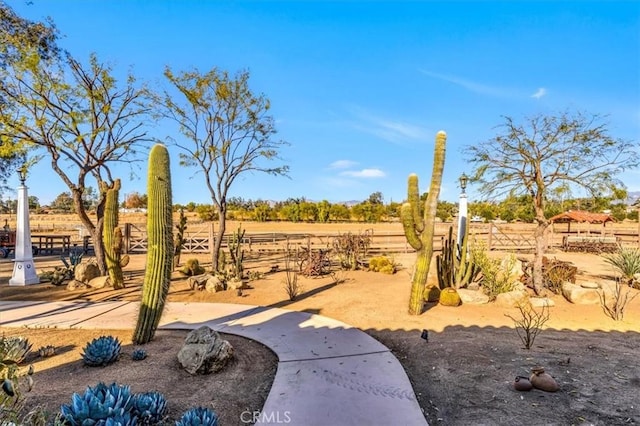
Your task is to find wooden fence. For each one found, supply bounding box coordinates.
[115,221,639,255]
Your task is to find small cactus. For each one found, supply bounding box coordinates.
[439,287,462,307]
[81,336,121,367]
[175,407,219,426]
[38,345,56,357]
[131,348,147,361]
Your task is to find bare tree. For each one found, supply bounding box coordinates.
[466,111,638,294]
[154,67,289,270]
[0,40,150,273]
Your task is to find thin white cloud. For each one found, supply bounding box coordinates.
[340,168,386,178]
[347,106,431,144]
[531,88,548,99]
[419,69,512,97]
[329,160,358,169]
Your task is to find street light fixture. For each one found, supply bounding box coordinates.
[17,166,27,185]
[459,173,468,194]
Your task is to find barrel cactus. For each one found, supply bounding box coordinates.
[133,144,174,345]
[60,382,135,425]
[175,407,219,426]
[81,336,121,367]
[439,287,462,307]
[132,391,167,424]
[402,131,447,315]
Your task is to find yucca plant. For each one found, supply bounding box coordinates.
[132,391,167,425]
[175,407,219,426]
[81,336,121,367]
[603,244,640,286]
[60,382,135,425]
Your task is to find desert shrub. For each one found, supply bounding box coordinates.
[543,259,577,294]
[599,278,639,321]
[471,242,516,300]
[505,301,550,349]
[368,256,397,274]
[283,244,302,301]
[603,244,640,286]
[332,230,371,270]
[180,258,205,276]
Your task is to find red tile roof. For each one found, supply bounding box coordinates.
[548,210,615,224]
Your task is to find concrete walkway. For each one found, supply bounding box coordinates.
[0,301,427,426]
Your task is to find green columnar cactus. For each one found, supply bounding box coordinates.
[103,179,125,289]
[228,225,245,279]
[402,131,447,315]
[133,144,174,344]
[436,226,479,289]
[173,208,187,270]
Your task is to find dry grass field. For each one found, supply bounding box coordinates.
[1,214,639,425]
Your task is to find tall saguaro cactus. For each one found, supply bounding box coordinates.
[102,179,125,289]
[402,131,447,315]
[134,144,174,344]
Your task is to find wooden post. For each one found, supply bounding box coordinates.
[209,222,215,254]
[123,223,131,254]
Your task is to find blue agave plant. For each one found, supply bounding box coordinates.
[131,348,147,361]
[82,336,121,366]
[132,391,168,424]
[175,407,219,426]
[60,382,137,425]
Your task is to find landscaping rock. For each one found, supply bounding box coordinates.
[87,276,110,289]
[74,262,101,283]
[580,281,600,289]
[67,279,88,290]
[177,326,234,375]
[529,297,555,308]
[188,274,212,291]
[562,282,600,304]
[205,276,225,293]
[457,288,489,305]
[226,277,246,290]
[495,290,528,307]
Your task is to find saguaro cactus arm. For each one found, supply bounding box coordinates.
[401,202,422,251]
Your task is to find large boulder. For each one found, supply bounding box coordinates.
[562,282,601,305]
[177,326,234,375]
[74,262,101,283]
[87,276,110,289]
[205,276,225,293]
[495,290,528,307]
[457,288,489,305]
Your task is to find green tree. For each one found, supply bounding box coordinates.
[466,111,639,294]
[154,67,289,271]
[317,200,331,223]
[0,6,150,274]
[50,192,74,213]
[329,203,351,221]
[0,3,59,191]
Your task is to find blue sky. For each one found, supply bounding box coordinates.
[5,0,640,206]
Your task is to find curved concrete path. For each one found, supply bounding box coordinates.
[0,301,427,426]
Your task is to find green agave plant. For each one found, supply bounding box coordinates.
[81,336,121,367]
[60,382,135,425]
[0,335,32,363]
[132,391,167,424]
[175,407,219,426]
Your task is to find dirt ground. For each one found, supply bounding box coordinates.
[1,245,640,425]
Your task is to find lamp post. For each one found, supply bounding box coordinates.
[456,173,468,248]
[9,166,39,286]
